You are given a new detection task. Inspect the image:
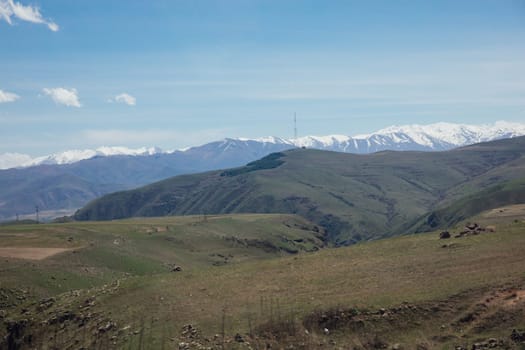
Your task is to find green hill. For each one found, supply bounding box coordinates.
[402,177,525,233]
[2,208,525,349]
[75,136,525,245]
[0,214,324,300]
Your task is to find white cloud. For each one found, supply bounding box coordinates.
[43,87,81,107]
[0,2,12,24]
[111,93,136,106]
[0,89,20,103]
[80,128,231,150]
[0,0,58,31]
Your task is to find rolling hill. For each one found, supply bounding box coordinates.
[2,207,525,349]
[405,177,525,233]
[75,136,525,245]
[0,139,294,221]
[3,121,524,221]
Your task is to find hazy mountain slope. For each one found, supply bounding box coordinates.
[0,141,293,220]
[3,121,524,221]
[75,136,525,245]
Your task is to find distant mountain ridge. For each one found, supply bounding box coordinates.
[2,120,524,170]
[75,136,525,245]
[0,146,163,170]
[1,121,524,221]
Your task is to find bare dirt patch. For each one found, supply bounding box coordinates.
[502,289,525,308]
[479,288,525,309]
[0,247,73,260]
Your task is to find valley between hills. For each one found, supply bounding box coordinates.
[75,136,525,245]
[1,137,524,349]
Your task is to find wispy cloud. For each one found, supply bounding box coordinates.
[43,87,81,107]
[0,89,20,103]
[110,93,136,106]
[80,128,231,149]
[0,0,58,31]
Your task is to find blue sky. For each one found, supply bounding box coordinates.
[1,0,524,155]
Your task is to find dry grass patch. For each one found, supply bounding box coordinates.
[483,203,525,219]
[0,247,74,260]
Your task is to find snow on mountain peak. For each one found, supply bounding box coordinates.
[355,120,525,148]
[237,136,288,144]
[291,134,351,148]
[0,146,165,170]
[0,153,34,170]
[1,120,524,170]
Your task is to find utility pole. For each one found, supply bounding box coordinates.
[35,205,39,223]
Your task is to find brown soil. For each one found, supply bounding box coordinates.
[0,247,73,260]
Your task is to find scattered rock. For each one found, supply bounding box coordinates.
[37,297,55,311]
[454,223,492,238]
[487,338,501,348]
[165,263,183,272]
[181,324,198,339]
[466,223,478,230]
[48,310,76,325]
[458,313,475,323]
[439,231,451,239]
[234,333,245,342]
[81,297,96,309]
[511,329,525,343]
[98,321,116,333]
[119,325,131,333]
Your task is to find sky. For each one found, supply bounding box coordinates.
[1,0,524,155]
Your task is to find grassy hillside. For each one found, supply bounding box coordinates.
[75,136,525,245]
[0,214,323,301]
[404,177,525,233]
[0,140,293,221]
[2,207,525,349]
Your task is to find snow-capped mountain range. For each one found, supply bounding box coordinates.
[2,120,524,170]
[0,146,163,170]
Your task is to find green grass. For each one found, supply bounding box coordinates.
[220,152,285,177]
[404,177,525,233]
[75,136,525,245]
[103,216,525,348]
[2,209,524,349]
[0,214,324,299]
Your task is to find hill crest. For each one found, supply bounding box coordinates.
[75,136,525,245]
